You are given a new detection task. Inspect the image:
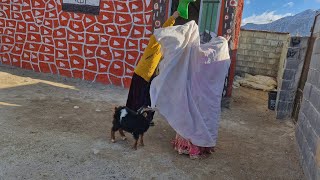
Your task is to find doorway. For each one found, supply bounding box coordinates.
[169,0,221,43]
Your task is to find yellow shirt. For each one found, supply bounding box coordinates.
[134,16,176,82]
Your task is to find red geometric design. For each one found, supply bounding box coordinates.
[84,45,98,57]
[129,1,144,12]
[115,13,132,24]
[70,55,85,69]
[133,14,144,25]
[0,0,160,88]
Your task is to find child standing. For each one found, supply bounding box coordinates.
[126,11,180,124]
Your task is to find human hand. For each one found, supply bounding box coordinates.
[172,11,180,19]
[223,34,231,41]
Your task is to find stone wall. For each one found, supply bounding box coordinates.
[236,30,290,78]
[296,14,320,180]
[276,37,309,119]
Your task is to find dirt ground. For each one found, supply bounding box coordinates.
[0,65,304,180]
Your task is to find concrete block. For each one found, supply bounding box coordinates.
[276,100,288,112]
[307,69,319,87]
[276,110,288,119]
[310,87,320,113]
[303,82,312,100]
[310,53,320,71]
[278,90,290,102]
[313,18,320,34]
[253,32,267,38]
[287,47,300,59]
[283,69,296,80]
[285,58,300,70]
[306,151,317,180]
[296,123,305,148]
[313,38,320,55]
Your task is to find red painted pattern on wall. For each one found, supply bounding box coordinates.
[0,0,154,88]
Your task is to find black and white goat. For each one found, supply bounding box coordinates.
[111,106,155,150]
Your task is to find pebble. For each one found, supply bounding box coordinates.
[74,106,79,109]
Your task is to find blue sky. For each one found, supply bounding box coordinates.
[242,0,320,25]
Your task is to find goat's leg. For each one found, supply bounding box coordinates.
[111,129,116,143]
[133,133,139,150]
[140,133,144,146]
[111,126,118,143]
[119,129,127,140]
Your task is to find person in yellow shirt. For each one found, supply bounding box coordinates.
[126,11,180,125]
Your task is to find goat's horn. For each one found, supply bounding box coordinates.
[137,106,145,114]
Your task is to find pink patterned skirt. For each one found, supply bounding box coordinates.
[172,134,214,159]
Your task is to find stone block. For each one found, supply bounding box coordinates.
[266,33,280,40]
[256,51,270,58]
[246,37,257,44]
[251,44,264,51]
[282,79,294,91]
[266,58,277,65]
[278,35,290,41]
[269,52,279,59]
[275,47,284,53]
[240,30,254,37]
[253,32,267,38]
[270,40,282,47]
[237,54,245,61]
[239,37,247,44]
[263,46,275,52]
[245,50,257,56]
[310,53,320,71]
[237,49,245,55]
[261,39,272,46]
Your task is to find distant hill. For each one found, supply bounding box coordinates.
[242,9,319,37]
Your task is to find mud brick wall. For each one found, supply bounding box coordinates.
[276,37,309,119]
[236,29,290,78]
[296,14,320,180]
[0,0,162,88]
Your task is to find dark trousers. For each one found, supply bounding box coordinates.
[126,73,155,121]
